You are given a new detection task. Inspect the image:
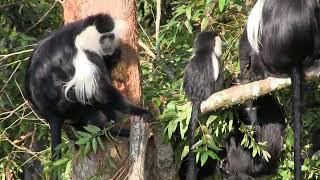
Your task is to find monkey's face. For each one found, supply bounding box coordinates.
[99,32,120,56]
[193,31,222,57]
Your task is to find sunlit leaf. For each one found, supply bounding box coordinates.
[181,145,190,160]
[75,137,91,145]
[186,6,192,20]
[84,125,101,135]
[201,17,209,31]
[83,142,91,156]
[92,137,97,153]
[200,152,208,166]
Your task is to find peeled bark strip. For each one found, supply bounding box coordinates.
[201,77,292,113]
[128,116,152,180]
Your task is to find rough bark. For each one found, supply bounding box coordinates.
[201,77,291,113]
[71,138,130,180]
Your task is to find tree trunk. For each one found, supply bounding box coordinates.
[63,1,178,179]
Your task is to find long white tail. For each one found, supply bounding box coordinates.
[247,0,265,53]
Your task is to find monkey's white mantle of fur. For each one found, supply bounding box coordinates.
[200,77,292,113]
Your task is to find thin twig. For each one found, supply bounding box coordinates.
[25,0,58,32]
[155,0,161,61]
[0,57,29,68]
[0,49,33,61]
[0,101,27,121]
[1,137,36,155]
[14,78,47,124]
[138,39,155,58]
[137,22,153,47]
[0,62,22,95]
[112,159,130,180]
[18,149,49,169]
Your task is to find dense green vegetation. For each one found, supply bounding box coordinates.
[0,0,320,179]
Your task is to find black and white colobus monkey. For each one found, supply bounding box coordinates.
[222,95,285,179]
[25,14,153,160]
[183,31,224,180]
[242,0,320,178]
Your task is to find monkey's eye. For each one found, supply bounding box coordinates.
[101,33,115,41]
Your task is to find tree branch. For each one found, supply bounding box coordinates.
[155,0,161,62]
[200,77,292,113]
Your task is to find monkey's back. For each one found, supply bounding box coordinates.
[183,54,216,102]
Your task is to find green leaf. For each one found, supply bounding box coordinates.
[201,17,209,32]
[200,152,208,166]
[92,137,98,153]
[219,0,226,12]
[179,117,189,139]
[207,151,220,160]
[191,140,203,150]
[262,150,271,161]
[186,5,192,20]
[83,142,91,156]
[196,152,200,163]
[155,98,161,107]
[252,148,257,157]
[84,125,101,135]
[167,101,176,111]
[184,20,193,34]
[77,131,92,138]
[241,135,246,146]
[75,137,91,145]
[72,128,81,139]
[54,142,65,151]
[52,158,69,167]
[167,120,178,139]
[208,140,221,151]
[302,165,309,171]
[97,137,105,150]
[181,145,190,160]
[65,160,72,176]
[201,125,210,134]
[206,115,217,126]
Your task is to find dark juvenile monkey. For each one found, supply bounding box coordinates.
[222,95,285,179]
[183,31,224,180]
[179,95,285,180]
[25,14,153,160]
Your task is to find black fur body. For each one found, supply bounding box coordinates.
[183,31,224,180]
[25,14,152,160]
[222,95,285,179]
[179,95,285,180]
[243,0,320,178]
